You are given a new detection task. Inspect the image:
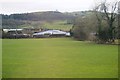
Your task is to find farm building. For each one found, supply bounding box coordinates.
[2,29,29,38]
[33,30,70,38]
[22,28,42,35]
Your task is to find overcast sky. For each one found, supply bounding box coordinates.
[0,0,118,15]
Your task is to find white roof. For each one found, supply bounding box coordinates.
[33,30,70,36]
[3,29,23,32]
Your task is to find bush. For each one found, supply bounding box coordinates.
[72,25,89,41]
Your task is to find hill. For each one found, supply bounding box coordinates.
[1,10,94,29]
[2,11,74,21]
[1,11,75,29]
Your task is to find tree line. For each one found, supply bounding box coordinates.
[1,11,75,29]
[71,0,119,44]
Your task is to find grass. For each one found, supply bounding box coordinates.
[2,38,118,78]
[20,20,73,31]
[43,21,72,31]
[0,39,2,79]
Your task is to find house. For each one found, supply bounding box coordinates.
[33,30,70,38]
[22,28,42,35]
[3,29,29,38]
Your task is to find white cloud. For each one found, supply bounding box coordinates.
[0,0,118,14]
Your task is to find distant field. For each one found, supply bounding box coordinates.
[43,21,72,31]
[19,20,73,31]
[2,38,118,78]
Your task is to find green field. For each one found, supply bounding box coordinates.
[43,21,72,31]
[20,20,73,31]
[2,38,118,78]
[0,39,2,79]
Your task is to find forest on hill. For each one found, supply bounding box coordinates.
[1,11,93,29]
[1,11,75,29]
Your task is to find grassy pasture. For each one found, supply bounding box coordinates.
[2,38,118,78]
[0,39,2,79]
[43,21,72,31]
[20,20,73,31]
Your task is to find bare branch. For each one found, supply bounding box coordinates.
[103,3,110,21]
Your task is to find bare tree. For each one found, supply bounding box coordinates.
[94,0,118,43]
[118,1,120,42]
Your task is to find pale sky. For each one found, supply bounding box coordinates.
[0,0,118,15]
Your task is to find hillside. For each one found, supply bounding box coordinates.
[1,11,75,29]
[1,10,94,29]
[2,11,75,21]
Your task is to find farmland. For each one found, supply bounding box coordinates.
[43,21,73,31]
[19,20,73,31]
[0,39,2,79]
[2,38,118,78]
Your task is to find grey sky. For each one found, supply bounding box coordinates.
[0,0,118,14]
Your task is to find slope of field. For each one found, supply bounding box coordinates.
[19,20,73,31]
[43,21,72,31]
[2,38,118,78]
